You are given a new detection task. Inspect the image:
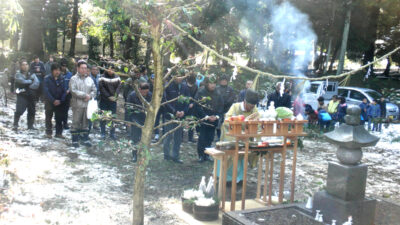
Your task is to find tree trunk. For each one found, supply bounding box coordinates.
[10,32,19,51]
[362,5,380,75]
[69,0,79,57]
[123,35,133,59]
[47,0,58,53]
[103,42,106,56]
[323,37,333,74]
[132,23,142,65]
[132,12,163,225]
[337,0,352,75]
[109,32,114,58]
[20,0,44,57]
[329,42,340,72]
[62,25,66,56]
[144,38,152,70]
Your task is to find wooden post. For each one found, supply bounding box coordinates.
[230,140,239,211]
[256,155,263,200]
[241,139,250,210]
[222,155,228,211]
[263,153,270,202]
[290,138,299,202]
[279,137,288,203]
[268,153,274,205]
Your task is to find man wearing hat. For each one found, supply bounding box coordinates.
[219,89,259,183]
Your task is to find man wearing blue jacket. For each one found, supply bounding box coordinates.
[367,99,381,131]
[43,63,67,138]
[162,75,190,163]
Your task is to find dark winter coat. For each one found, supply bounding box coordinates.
[163,81,190,119]
[127,91,152,124]
[43,75,67,103]
[195,87,224,126]
[238,89,247,102]
[29,61,46,80]
[217,84,236,113]
[267,91,291,108]
[359,102,369,121]
[378,100,386,117]
[62,71,73,91]
[98,72,121,102]
[337,103,348,121]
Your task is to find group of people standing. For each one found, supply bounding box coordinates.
[314,95,387,132]
[10,56,270,165]
[11,56,121,149]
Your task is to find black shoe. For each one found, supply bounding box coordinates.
[82,141,92,147]
[12,126,18,132]
[164,155,171,161]
[72,142,79,148]
[188,139,196,143]
[132,150,137,163]
[171,158,183,164]
[63,124,69,130]
[110,134,116,140]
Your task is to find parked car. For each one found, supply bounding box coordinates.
[303,81,399,120]
[338,87,399,120]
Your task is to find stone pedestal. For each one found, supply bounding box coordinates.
[311,106,380,225]
[313,191,376,225]
[326,162,367,201]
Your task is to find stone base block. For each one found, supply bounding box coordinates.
[313,191,376,225]
[326,162,367,201]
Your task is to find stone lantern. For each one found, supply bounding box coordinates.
[312,105,380,225]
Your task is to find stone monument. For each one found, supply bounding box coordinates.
[312,106,380,225]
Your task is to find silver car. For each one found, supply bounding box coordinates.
[338,87,399,120]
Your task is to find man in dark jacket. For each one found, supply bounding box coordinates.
[44,55,55,76]
[98,65,121,139]
[184,72,198,142]
[267,82,291,108]
[216,74,235,141]
[60,59,73,129]
[378,97,387,132]
[88,65,100,132]
[238,80,253,102]
[43,63,67,138]
[127,82,152,162]
[162,75,190,163]
[30,55,46,99]
[13,58,40,131]
[195,77,224,162]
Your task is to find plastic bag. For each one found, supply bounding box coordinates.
[87,99,98,119]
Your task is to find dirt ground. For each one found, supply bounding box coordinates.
[0,93,399,224]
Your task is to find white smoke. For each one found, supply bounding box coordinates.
[270,1,316,76]
[236,0,316,79]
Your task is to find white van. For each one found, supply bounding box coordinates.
[303,81,338,110]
